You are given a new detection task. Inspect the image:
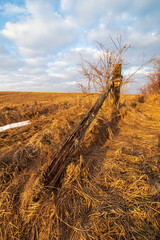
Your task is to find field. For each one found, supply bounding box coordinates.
[0,91,160,240]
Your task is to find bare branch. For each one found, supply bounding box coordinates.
[78,35,151,95]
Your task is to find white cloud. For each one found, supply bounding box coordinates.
[0,40,21,74]
[0,3,27,16]
[25,0,56,17]
[124,66,152,76]
[0,0,160,93]
[60,0,75,13]
[47,47,98,79]
[1,0,79,58]
[127,31,160,57]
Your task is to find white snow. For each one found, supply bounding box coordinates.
[0,120,30,132]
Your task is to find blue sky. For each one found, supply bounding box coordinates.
[0,0,159,93]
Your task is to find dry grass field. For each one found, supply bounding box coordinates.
[0,91,160,239]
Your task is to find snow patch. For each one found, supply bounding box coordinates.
[0,120,30,132]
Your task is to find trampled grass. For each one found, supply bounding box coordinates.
[0,91,160,239]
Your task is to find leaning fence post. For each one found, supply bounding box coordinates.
[43,82,113,188]
[42,64,123,188]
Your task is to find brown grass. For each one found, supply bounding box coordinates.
[140,58,160,96]
[0,92,160,239]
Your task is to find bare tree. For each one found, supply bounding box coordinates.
[140,57,160,94]
[79,36,131,94]
[78,36,153,95]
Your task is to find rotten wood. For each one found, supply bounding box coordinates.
[43,81,113,187]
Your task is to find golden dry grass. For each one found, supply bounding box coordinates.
[0,91,160,239]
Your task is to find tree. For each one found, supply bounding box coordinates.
[140,58,160,94]
[78,36,153,96]
[79,36,131,94]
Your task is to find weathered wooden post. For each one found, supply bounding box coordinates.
[43,81,113,188]
[111,63,123,106]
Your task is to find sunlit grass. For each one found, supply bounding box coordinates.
[0,91,160,239]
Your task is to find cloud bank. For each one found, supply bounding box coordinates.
[0,0,160,93]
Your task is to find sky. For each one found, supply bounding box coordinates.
[0,0,159,93]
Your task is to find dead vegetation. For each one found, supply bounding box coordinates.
[0,90,160,239]
[78,37,132,94]
[0,92,82,127]
[140,58,160,96]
